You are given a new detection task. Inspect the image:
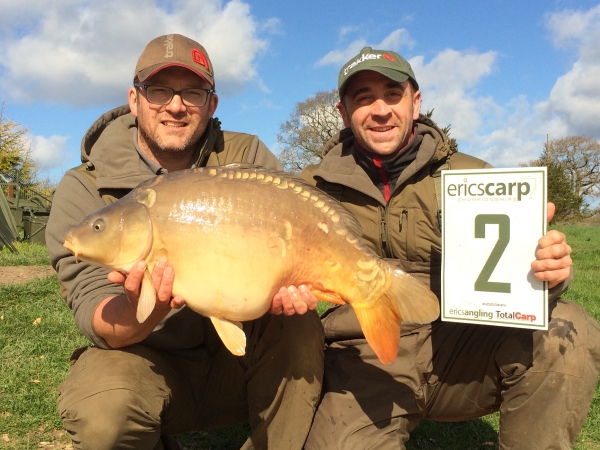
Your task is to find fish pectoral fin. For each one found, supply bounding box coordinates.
[311,289,345,305]
[136,269,157,323]
[352,296,401,366]
[210,317,246,356]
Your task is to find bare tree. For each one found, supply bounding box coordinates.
[545,136,600,200]
[531,148,589,223]
[277,89,344,172]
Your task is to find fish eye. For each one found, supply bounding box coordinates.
[91,219,105,232]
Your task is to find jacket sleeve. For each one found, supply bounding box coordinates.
[46,170,123,349]
[548,266,573,303]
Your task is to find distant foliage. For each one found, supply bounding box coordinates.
[277,89,344,172]
[0,103,53,195]
[424,109,452,137]
[529,145,591,223]
[545,136,600,201]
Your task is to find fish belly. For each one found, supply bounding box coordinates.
[154,224,288,322]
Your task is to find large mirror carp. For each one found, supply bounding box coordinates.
[64,165,439,364]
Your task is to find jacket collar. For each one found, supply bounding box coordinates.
[312,117,456,203]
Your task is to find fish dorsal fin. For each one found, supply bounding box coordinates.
[190,164,363,237]
[210,317,246,356]
[136,269,157,323]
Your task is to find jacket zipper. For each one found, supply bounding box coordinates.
[398,208,408,231]
[380,205,393,258]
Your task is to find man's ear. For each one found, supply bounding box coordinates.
[128,87,138,117]
[208,93,219,117]
[337,101,352,128]
[412,90,422,121]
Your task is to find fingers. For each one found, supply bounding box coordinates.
[298,285,318,311]
[151,258,181,310]
[107,270,127,284]
[269,286,286,315]
[107,258,183,312]
[536,230,572,260]
[270,285,318,316]
[170,295,186,310]
[284,286,307,315]
[123,260,146,297]
[531,229,573,289]
[547,202,555,224]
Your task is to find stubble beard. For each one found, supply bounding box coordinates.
[138,123,197,156]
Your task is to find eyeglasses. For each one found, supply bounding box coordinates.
[134,83,215,107]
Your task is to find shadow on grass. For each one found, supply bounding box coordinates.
[174,422,250,450]
[173,418,499,450]
[407,418,499,450]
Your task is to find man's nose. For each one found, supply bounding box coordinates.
[165,93,187,113]
[370,98,392,117]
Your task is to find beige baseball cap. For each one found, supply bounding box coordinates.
[134,34,214,87]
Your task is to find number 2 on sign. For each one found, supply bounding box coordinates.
[474,214,511,294]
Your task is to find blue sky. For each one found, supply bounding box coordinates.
[1,0,599,184]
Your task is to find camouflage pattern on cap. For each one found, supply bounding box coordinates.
[338,47,418,99]
[135,34,215,87]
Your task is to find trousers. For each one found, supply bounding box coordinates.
[305,299,600,450]
[58,311,324,450]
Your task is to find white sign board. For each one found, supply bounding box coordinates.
[441,167,548,329]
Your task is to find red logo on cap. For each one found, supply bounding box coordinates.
[383,53,396,62]
[192,49,209,69]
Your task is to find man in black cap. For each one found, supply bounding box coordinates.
[294,47,600,449]
[46,34,323,450]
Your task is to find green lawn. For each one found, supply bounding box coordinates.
[0,226,599,449]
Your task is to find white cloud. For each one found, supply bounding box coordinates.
[536,5,600,138]
[465,4,600,168]
[316,28,415,67]
[0,0,273,106]
[29,134,70,170]
[261,17,283,35]
[412,49,498,142]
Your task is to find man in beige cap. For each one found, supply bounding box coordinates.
[46,34,323,450]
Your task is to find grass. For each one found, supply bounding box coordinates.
[0,242,50,266]
[0,277,88,447]
[0,226,599,449]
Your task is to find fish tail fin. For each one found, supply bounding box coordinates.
[136,269,157,323]
[388,269,440,325]
[353,269,439,365]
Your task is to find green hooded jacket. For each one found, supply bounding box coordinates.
[46,106,281,349]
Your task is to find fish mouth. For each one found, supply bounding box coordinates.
[63,239,80,262]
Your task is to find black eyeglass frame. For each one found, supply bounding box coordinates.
[133,82,215,107]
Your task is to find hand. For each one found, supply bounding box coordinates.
[107,257,185,311]
[270,285,318,315]
[531,202,573,289]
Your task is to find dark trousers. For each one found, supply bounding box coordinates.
[58,312,324,450]
[305,299,600,449]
